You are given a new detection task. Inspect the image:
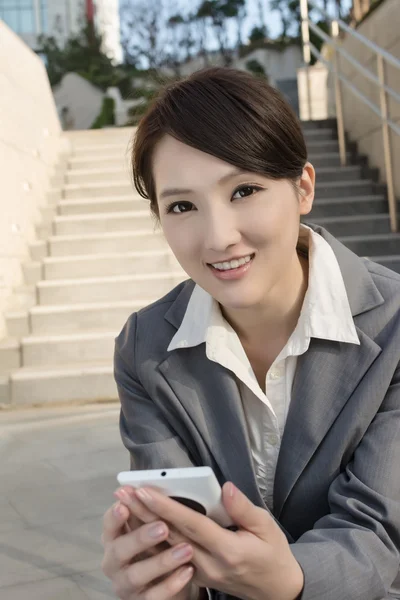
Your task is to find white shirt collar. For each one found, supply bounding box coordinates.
[168,225,360,353]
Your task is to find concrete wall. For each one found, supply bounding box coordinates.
[53,72,104,131]
[338,0,400,197]
[0,21,66,338]
[236,45,303,87]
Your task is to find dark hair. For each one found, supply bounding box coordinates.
[132,67,308,218]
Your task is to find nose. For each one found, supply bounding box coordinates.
[203,205,241,254]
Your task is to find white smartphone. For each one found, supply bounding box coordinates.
[117,466,234,528]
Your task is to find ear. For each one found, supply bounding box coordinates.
[298,162,315,217]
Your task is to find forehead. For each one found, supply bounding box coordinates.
[152,134,236,188]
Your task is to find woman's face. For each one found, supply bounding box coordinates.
[153,135,315,311]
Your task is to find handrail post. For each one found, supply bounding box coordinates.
[377,54,398,233]
[300,0,312,120]
[331,20,347,167]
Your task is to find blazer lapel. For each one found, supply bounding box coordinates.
[158,349,266,507]
[273,328,382,519]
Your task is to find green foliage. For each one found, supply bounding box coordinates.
[249,26,268,44]
[39,23,134,96]
[91,97,115,129]
[245,59,268,79]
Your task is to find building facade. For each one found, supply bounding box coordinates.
[0,0,122,63]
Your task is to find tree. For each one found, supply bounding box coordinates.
[269,0,292,41]
[38,23,131,92]
[120,0,167,70]
[196,0,246,66]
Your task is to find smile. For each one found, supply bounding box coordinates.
[209,254,255,272]
[208,254,255,281]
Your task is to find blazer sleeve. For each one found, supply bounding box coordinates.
[114,325,195,471]
[290,363,400,600]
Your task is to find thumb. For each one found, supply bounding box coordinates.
[222,482,275,538]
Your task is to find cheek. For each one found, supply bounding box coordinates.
[161,220,200,263]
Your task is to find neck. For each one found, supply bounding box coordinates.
[221,251,309,350]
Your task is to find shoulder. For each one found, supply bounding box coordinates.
[115,278,194,361]
[363,258,400,303]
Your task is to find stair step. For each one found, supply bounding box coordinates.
[338,233,400,256]
[49,229,168,256]
[30,300,150,334]
[21,331,117,367]
[36,272,186,305]
[314,165,361,182]
[311,195,387,218]
[66,126,134,147]
[10,362,117,405]
[369,255,400,274]
[43,249,177,279]
[316,179,383,198]
[306,139,339,152]
[58,196,148,215]
[308,152,352,168]
[68,156,129,170]
[66,167,131,185]
[303,128,335,141]
[54,210,154,235]
[309,214,391,237]
[63,182,133,200]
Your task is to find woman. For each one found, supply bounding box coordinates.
[101,67,400,600]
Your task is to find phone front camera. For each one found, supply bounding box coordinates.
[161,471,167,477]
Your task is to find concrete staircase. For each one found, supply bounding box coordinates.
[1,121,399,405]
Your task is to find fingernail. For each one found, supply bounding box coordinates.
[227,482,236,497]
[136,488,153,504]
[178,566,194,582]
[113,503,123,518]
[148,523,166,539]
[172,544,192,561]
[114,488,133,504]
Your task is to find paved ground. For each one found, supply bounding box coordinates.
[0,402,127,599]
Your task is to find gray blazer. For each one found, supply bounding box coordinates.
[115,224,400,600]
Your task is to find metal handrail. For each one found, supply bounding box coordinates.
[299,0,399,233]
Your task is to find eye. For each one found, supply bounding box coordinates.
[232,185,263,200]
[165,201,194,214]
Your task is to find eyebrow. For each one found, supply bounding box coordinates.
[159,168,247,200]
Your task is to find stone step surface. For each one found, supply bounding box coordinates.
[10,362,116,405]
[310,195,388,218]
[21,331,117,367]
[58,196,148,215]
[53,211,155,235]
[310,214,391,237]
[29,300,150,334]
[43,249,177,280]
[36,271,186,305]
[49,229,167,256]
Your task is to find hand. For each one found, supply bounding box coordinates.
[117,482,304,600]
[101,498,198,599]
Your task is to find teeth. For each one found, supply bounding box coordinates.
[212,255,253,271]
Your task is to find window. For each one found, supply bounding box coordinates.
[0,0,36,35]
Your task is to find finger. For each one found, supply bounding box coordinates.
[130,543,193,592]
[135,487,234,551]
[222,482,278,539]
[102,520,170,578]
[102,502,130,545]
[115,487,187,547]
[114,486,158,527]
[114,545,194,600]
